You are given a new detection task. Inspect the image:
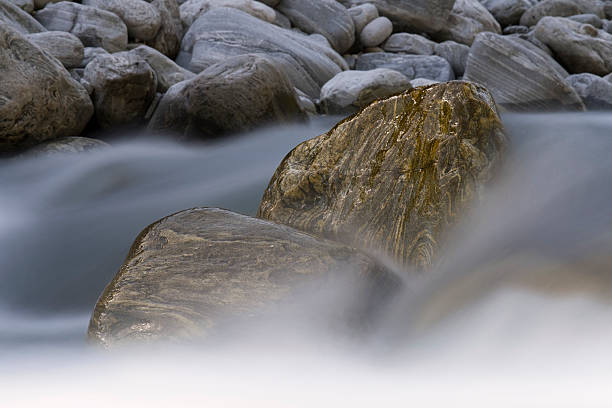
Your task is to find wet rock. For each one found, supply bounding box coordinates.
[356,52,454,82]
[340,0,456,34]
[128,45,195,93]
[464,32,585,111]
[277,0,355,53]
[26,31,84,69]
[178,7,346,98]
[348,3,378,34]
[179,0,276,27]
[35,2,128,53]
[82,0,161,41]
[566,73,612,110]
[258,81,506,269]
[433,40,470,77]
[520,0,605,27]
[0,0,45,34]
[480,0,533,27]
[319,68,411,113]
[149,54,304,139]
[0,24,93,152]
[25,137,109,156]
[7,0,33,13]
[534,17,612,76]
[360,16,393,47]
[433,0,501,45]
[568,13,603,28]
[382,33,436,55]
[144,0,183,59]
[87,208,398,346]
[84,53,157,128]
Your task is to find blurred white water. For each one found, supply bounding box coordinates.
[1,113,612,406]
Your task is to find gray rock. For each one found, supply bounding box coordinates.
[88,208,398,346]
[277,0,355,53]
[534,16,612,75]
[0,24,93,152]
[35,2,128,53]
[604,19,612,35]
[568,13,603,28]
[566,73,612,110]
[81,47,109,68]
[295,88,317,115]
[434,40,470,76]
[25,137,109,156]
[410,78,440,87]
[464,32,585,111]
[26,31,84,68]
[343,54,357,69]
[348,3,378,33]
[33,0,61,9]
[604,72,612,82]
[356,52,455,82]
[340,0,456,34]
[7,0,33,13]
[319,68,412,113]
[502,24,529,34]
[82,0,161,41]
[145,0,183,58]
[605,2,612,20]
[259,0,280,6]
[309,33,332,48]
[507,29,554,55]
[128,45,195,93]
[0,0,45,34]
[178,7,347,98]
[272,9,291,28]
[149,54,305,139]
[433,0,501,45]
[360,16,393,47]
[520,0,605,27]
[383,33,436,55]
[480,0,533,27]
[84,53,157,128]
[179,0,276,27]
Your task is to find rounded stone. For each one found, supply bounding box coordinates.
[360,16,393,48]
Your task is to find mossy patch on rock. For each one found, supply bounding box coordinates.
[258,81,506,269]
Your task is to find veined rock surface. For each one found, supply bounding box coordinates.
[258,81,506,269]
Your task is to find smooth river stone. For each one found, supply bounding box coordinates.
[82,0,161,41]
[0,0,45,34]
[258,81,507,269]
[566,73,612,110]
[356,53,455,82]
[88,208,399,346]
[464,32,585,111]
[26,31,84,68]
[179,0,276,27]
[432,0,501,45]
[520,0,605,27]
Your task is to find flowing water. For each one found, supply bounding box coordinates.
[1,113,612,406]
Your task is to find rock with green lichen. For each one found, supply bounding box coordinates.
[88,208,399,346]
[257,81,506,269]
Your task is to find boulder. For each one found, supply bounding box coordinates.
[410,78,440,87]
[520,0,605,27]
[434,40,470,77]
[277,0,355,53]
[148,54,304,139]
[340,0,456,34]
[502,24,529,34]
[80,47,109,68]
[179,0,276,27]
[84,53,157,128]
[360,16,393,47]
[87,208,398,346]
[177,7,346,98]
[145,0,183,59]
[7,0,33,13]
[566,73,612,110]
[35,2,128,53]
[568,13,603,28]
[0,0,45,34]
[464,32,585,111]
[356,53,455,82]
[319,68,411,113]
[26,31,84,68]
[432,0,501,45]
[24,137,109,156]
[272,9,291,28]
[534,16,612,76]
[128,45,195,93]
[480,0,533,27]
[0,24,93,152]
[348,3,379,34]
[82,0,161,41]
[382,33,436,55]
[258,81,506,269]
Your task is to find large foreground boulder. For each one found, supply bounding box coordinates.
[258,81,506,269]
[88,208,398,346]
[177,7,346,98]
[464,32,585,111]
[0,25,93,152]
[149,54,304,139]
